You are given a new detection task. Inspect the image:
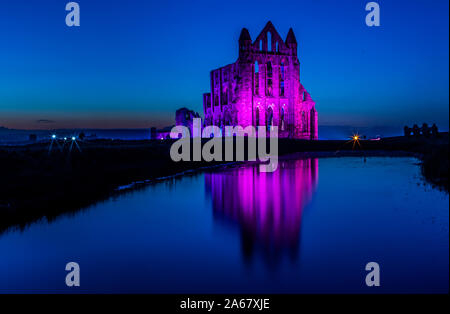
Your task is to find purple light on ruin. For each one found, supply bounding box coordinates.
[202,21,318,140]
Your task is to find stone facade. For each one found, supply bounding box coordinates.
[203,21,318,139]
[176,107,201,136]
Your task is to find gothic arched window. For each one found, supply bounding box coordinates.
[267,107,274,131]
[280,62,285,96]
[267,32,272,51]
[254,61,259,95]
[267,62,273,77]
[255,107,260,126]
[310,108,316,139]
[221,87,228,106]
[266,62,273,96]
[301,111,308,132]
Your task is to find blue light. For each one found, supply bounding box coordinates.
[72,137,76,141]
[52,134,56,139]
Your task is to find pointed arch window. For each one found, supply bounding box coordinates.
[280,107,285,130]
[266,62,273,96]
[267,62,273,77]
[221,87,228,106]
[267,106,274,131]
[267,32,272,51]
[255,107,260,126]
[310,108,316,139]
[254,61,259,95]
[301,111,308,132]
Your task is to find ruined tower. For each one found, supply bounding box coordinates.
[203,21,318,139]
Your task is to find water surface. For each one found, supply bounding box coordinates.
[0,157,448,293]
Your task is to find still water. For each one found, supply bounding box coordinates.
[0,157,448,293]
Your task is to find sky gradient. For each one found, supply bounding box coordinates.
[0,0,448,130]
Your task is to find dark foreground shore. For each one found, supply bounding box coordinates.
[0,133,448,233]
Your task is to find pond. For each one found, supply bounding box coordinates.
[0,157,448,293]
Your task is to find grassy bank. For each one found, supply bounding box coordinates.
[0,133,447,233]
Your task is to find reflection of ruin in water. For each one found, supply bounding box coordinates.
[205,158,319,267]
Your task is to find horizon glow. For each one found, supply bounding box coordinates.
[0,0,448,131]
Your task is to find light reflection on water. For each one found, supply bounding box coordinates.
[206,159,318,268]
[0,157,448,293]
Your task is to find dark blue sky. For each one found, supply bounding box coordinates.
[0,0,448,129]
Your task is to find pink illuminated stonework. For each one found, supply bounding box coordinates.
[205,158,319,264]
[203,21,318,139]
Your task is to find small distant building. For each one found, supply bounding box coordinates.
[175,108,201,136]
[404,123,440,138]
[28,134,37,142]
[150,126,174,140]
[150,108,202,139]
